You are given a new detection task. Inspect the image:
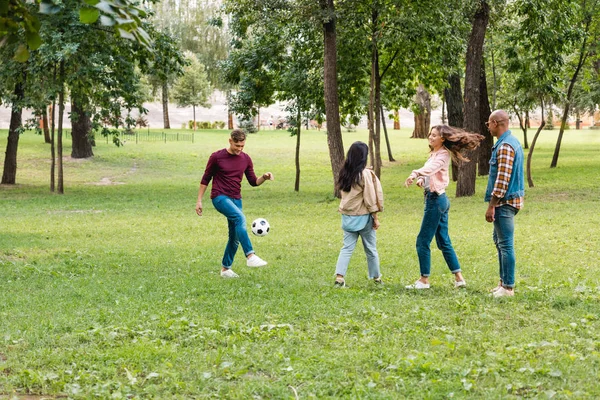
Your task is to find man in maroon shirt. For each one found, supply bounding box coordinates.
[196,129,274,278]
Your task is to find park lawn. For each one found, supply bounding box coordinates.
[0,127,599,399]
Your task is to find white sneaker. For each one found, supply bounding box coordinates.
[493,287,514,298]
[405,280,430,289]
[246,254,267,267]
[220,269,239,278]
[455,280,467,288]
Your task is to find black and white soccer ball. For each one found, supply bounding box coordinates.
[251,218,270,236]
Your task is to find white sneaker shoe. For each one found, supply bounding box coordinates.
[246,254,267,267]
[405,280,430,289]
[220,269,239,278]
[455,280,467,288]
[493,287,514,298]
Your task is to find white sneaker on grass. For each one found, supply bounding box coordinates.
[247,254,267,267]
[221,269,239,278]
[405,280,430,289]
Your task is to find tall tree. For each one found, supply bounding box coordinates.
[320,0,345,196]
[457,0,489,197]
[171,52,211,130]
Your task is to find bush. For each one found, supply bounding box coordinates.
[238,119,257,133]
[213,121,226,129]
[199,121,212,129]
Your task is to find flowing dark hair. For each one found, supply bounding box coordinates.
[431,125,485,162]
[336,141,369,192]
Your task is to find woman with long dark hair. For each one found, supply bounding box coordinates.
[334,141,384,288]
[404,125,484,289]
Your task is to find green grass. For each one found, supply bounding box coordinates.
[1,127,599,399]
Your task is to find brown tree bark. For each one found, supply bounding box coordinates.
[478,59,492,176]
[445,73,463,182]
[57,60,65,194]
[381,106,395,162]
[294,107,301,192]
[1,75,25,185]
[42,107,51,143]
[162,81,171,129]
[393,109,400,129]
[412,84,431,138]
[457,0,489,197]
[70,97,94,158]
[320,0,345,197]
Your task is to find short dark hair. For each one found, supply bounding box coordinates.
[231,129,247,142]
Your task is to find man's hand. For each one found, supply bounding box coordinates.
[262,172,274,181]
[196,201,203,216]
[485,205,495,223]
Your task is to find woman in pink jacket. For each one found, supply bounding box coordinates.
[404,125,483,289]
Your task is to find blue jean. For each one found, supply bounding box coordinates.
[335,216,380,279]
[493,205,518,288]
[416,192,461,277]
[212,195,254,268]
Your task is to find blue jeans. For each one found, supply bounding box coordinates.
[493,205,518,288]
[416,192,461,277]
[212,195,254,268]
[335,216,380,279]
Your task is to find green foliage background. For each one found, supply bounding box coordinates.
[0,128,599,398]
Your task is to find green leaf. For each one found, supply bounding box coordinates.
[26,31,42,50]
[83,0,101,5]
[14,44,29,62]
[80,8,100,24]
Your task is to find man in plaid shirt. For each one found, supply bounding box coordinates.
[484,110,525,297]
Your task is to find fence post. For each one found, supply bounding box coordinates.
[192,132,194,143]
[177,132,179,141]
[136,131,138,144]
[164,132,166,143]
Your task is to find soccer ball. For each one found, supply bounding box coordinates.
[251,218,270,236]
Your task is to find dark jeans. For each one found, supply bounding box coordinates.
[416,191,461,277]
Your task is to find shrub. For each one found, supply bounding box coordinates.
[238,119,257,133]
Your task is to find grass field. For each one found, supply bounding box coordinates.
[1,127,599,399]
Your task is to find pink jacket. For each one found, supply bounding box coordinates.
[409,148,450,194]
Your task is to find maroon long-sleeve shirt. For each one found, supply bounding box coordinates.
[200,149,259,199]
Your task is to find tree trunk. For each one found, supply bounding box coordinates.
[381,105,395,162]
[393,109,400,129]
[367,11,382,177]
[412,84,431,138]
[193,105,197,131]
[478,59,492,176]
[321,0,345,197]
[294,107,301,192]
[70,97,94,158]
[445,73,463,182]
[228,112,234,130]
[57,60,65,194]
[523,110,529,148]
[1,77,25,185]
[51,95,56,192]
[457,0,489,197]
[42,107,51,143]
[162,81,170,129]
[527,100,545,188]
